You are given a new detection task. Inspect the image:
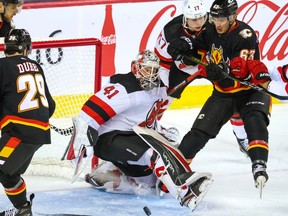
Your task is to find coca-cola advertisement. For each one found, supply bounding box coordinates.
[14,0,287,82]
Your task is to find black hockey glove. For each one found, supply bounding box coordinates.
[205,62,229,81]
[167,36,193,60]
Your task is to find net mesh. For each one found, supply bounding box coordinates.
[0,38,102,179]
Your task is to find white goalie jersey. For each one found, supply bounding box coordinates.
[80,72,168,136]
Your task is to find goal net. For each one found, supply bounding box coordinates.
[0,38,102,179]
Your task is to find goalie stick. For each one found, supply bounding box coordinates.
[184,55,288,100]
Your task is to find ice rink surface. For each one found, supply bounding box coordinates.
[1,104,288,216]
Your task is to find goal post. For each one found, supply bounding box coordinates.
[0,37,102,179]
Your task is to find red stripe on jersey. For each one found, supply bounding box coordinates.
[89,95,116,118]
[0,137,21,158]
[82,105,106,125]
[248,140,269,151]
[5,181,26,196]
[0,115,50,130]
[6,137,21,148]
[154,48,173,63]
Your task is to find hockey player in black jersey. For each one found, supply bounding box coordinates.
[64,50,212,211]
[168,0,271,191]
[155,0,251,157]
[0,29,55,215]
[0,0,23,37]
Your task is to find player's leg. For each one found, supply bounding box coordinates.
[240,91,271,188]
[179,96,234,160]
[230,113,249,157]
[94,131,212,210]
[0,135,38,215]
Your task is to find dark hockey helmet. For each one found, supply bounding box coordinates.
[131,50,160,91]
[4,28,32,55]
[210,0,238,17]
[2,0,23,4]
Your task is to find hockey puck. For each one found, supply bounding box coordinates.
[143,206,151,215]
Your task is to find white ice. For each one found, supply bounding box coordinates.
[1,104,288,216]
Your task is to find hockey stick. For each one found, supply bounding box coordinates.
[184,55,288,100]
[167,68,202,95]
[50,124,74,136]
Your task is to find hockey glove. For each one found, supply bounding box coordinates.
[203,62,229,81]
[230,57,251,81]
[279,64,288,82]
[167,36,193,60]
[247,60,270,86]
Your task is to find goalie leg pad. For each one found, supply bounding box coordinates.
[63,116,90,161]
[133,126,213,210]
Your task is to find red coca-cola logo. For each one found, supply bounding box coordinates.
[139,1,287,62]
[238,1,287,61]
[101,34,116,45]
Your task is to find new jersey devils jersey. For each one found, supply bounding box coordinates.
[0,55,55,144]
[194,20,260,95]
[80,72,168,136]
[154,14,207,98]
[268,65,288,98]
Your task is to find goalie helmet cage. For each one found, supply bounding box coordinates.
[0,37,102,179]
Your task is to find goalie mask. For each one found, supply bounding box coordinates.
[182,0,207,29]
[131,50,160,91]
[4,28,32,55]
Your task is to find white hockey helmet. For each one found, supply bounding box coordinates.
[131,50,160,91]
[182,0,207,19]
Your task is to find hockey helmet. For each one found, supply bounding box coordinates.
[131,50,160,91]
[2,0,23,4]
[4,28,32,55]
[210,0,238,18]
[182,0,207,19]
[182,0,207,29]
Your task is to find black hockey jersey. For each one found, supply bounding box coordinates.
[0,19,13,37]
[194,20,260,95]
[0,55,56,144]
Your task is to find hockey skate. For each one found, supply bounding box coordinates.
[178,172,213,211]
[85,161,122,189]
[233,132,249,157]
[85,161,156,194]
[252,160,269,198]
[0,194,34,216]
